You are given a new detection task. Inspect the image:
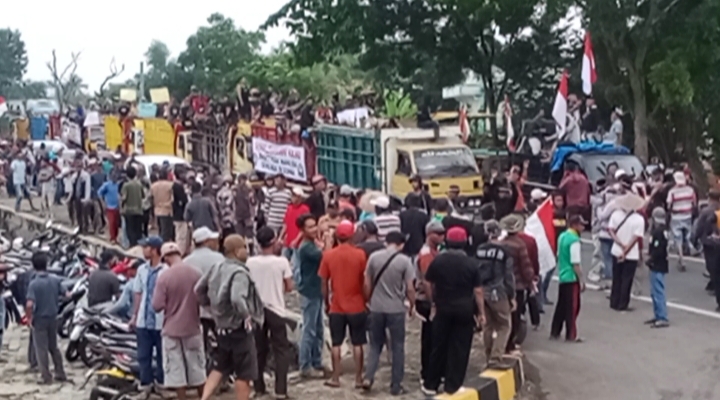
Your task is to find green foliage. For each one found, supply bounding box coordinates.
[0,29,28,91]
[380,89,417,120]
[2,80,47,100]
[648,59,694,108]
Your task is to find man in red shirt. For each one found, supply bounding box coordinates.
[559,162,590,218]
[318,220,367,388]
[280,187,310,260]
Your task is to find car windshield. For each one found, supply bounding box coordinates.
[413,147,479,178]
[581,155,644,183]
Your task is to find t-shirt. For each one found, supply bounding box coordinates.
[297,240,323,299]
[666,184,696,220]
[415,244,439,301]
[284,203,310,247]
[98,181,120,210]
[121,179,145,216]
[556,229,581,283]
[11,159,26,185]
[246,255,292,316]
[27,272,63,320]
[263,187,292,231]
[357,240,386,258]
[374,214,401,243]
[150,180,174,217]
[151,263,201,338]
[425,250,482,314]
[87,269,121,307]
[648,227,669,273]
[172,182,189,222]
[399,208,429,257]
[366,248,415,313]
[318,243,367,314]
[609,210,646,261]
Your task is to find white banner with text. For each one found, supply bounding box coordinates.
[252,138,307,181]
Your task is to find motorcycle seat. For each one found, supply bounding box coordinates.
[104,332,137,342]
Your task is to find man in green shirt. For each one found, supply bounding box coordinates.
[121,166,146,247]
[551,214,586,342]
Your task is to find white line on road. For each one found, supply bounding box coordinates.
[553,277,720,320]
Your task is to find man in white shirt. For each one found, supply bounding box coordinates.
[608,207,646,311]
[666,171,697,270]
[246,227,293,399]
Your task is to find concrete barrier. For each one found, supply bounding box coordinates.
[423,355,524,400]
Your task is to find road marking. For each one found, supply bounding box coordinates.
[580,238,705,263]
[553,277,720,320]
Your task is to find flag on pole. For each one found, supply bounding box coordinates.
[504,95,516,151]
[581,31,597,95]
[459,103,469,143]
[524,198,557,276]
[0,96,7,116]
[552,70,569,140]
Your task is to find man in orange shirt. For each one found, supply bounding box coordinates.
[318,220,368,388]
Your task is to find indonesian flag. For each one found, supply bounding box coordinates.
[504,95,515,151]
[0,96,7,116]
[525,198,557,276]
[459,103,469,143]
[581,31,597,95]
[552,70,569,140]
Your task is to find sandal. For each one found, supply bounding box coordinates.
[323,380,341,388]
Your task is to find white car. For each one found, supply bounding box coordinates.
[124,155,191,177]
[31,140,78,161]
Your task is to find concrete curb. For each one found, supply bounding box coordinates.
[423,354,524,400]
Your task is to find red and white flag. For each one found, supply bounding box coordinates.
[525,198,557,276]
[504,95,516,151]
[459,103,469,143]
[0,96,7,116]
[552,70,569,140]
[581,31,597,95]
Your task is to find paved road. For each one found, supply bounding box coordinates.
[523,241,720,400]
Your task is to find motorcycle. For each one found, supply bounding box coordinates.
[81,349,142,400]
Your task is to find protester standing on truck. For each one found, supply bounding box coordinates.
[263,174,292,234]
[409,174,433,215]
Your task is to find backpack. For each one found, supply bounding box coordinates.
[231,265,265,327]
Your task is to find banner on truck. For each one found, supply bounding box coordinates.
[252,137,306,181]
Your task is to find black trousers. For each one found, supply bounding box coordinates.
[506,290,526,352]
[415,300,434,382]
[425,309,474,394]
[610,258,638,310]
[125,214,144,247]
[704,247,720,307]
[526,290,540,326]
[157,216,175,242]
[550,282,581,340]
[254,309,291,396]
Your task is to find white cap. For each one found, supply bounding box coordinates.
[370,196,390,209]
[614,169,627,179]
[292,186,305,197]
[192,227,220,243]
[339,184,354,196]
[530,188,548,201]
[673,171,687,185]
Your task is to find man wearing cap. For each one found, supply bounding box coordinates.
[319,220,368,388]
[279,187,310,260]
[415,221,445,383]
[262,174,292,234]
[499,214,535,353]
[421,227,485,396]
[400,193,430,258]
[551,214,586,341]
[184,227,225,348]
[372,196,401,243]
[363,230,416,394]
[152,243,205,400]
[666,171,697,270]
[131,236,167,389]
[476,220,515,369]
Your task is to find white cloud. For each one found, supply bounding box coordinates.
[0,0,290,92]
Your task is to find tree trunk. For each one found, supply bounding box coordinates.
[628,70,649,162]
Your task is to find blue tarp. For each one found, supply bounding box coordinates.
[550,141,631,172]
[30,116,48,140]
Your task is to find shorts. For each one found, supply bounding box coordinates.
[670,218,692,244]
[211,327,258,381]
[328,312,368,347]
[162,334,206,388]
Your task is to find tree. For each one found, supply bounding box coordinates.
[265,0,567,142]
[47,50,82,110]
[3,80,47,99]
[95,58,125,99]
[177,13,265,96]
[0,28,28,90]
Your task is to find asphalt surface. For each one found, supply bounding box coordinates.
[522,240,720,400]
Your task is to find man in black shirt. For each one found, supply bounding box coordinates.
[172,169,190,255]
[87,250,121,307]
[421,227,485,396]
[305,175,327,219]
[355,221,385,257]
[400,193,430,257]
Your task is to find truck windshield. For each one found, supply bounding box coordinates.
[413,147,479,178]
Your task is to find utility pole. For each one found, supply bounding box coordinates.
[139,62,145,102]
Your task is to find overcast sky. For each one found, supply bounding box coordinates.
[0,0,290,91]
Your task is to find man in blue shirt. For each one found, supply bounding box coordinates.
[25,252,68,384]
[130,236,167,389]
[98,173,121,243]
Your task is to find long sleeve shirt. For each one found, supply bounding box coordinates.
[501,234,535,290]
[194,259,250,330]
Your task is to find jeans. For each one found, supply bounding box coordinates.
[299,295,324,371]
[364,312,405,389]
[14,184,30,211]
[54,178,64,204]
[599,238,614,280]
[649,271,668,322]
[136,328,164,386]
